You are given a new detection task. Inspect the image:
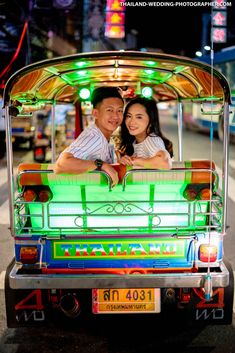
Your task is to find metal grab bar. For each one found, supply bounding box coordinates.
[14,197,222,235]
[122,167,219,191]
[16,169,113,191]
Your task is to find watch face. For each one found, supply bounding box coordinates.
[95,159,103,168]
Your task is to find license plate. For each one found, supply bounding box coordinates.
[92,288,160,314]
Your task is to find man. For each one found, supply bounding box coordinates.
[55,86,124,186]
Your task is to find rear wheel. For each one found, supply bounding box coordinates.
[222,257,234,325]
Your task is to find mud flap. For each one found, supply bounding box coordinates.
[5,259,48,328]
[190,259,234,325]
[4,259,90,327]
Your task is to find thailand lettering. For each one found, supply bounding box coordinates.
[56,241,182,258]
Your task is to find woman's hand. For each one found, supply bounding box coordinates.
[119,154,133,166]
[131,157,144,167]
[131,151,172,169]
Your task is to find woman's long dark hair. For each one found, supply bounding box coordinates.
[120,96,173,157]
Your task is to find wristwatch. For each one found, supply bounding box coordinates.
[94,159,103,170]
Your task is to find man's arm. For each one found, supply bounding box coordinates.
[55,152,96,174]
[54,152,119,186]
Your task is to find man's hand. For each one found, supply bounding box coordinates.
[55,152,96,174]
[101,163,119,187]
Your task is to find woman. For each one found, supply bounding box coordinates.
[119,96,173,169]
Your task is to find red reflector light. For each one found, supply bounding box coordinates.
[181,293,191,303]
[20,246,38,264]
[199,188,212,200]
[39,189,52,202]
[199,244,217,262]
[183,186,197,201]
[23,189,37,202]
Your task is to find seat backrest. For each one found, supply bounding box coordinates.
[121,160,216,183]
[121,160,218,201]
[15,161,219,233]
[17,163,111,190]
[17,160,218,201]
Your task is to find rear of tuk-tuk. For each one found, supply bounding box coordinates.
[3,51,234,327]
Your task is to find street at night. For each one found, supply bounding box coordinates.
[1,1,235,353]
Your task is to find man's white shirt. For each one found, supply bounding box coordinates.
[66,123,115,163]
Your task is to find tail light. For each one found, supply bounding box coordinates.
[23,188,53,202]
[34,147,46,163]
[20,246,38,264]
[198,188,212,200]
[183,186,197,201]
[23,189,37,202]
[199,244,217,262]
[39,189,52,202]
[35,147,44,157]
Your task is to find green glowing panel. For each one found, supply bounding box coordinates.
[25,183,208,233]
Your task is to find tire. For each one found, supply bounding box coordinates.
[5,258,18,327]
[222,257,234,325]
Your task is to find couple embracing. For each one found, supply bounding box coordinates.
[55,86,173,186]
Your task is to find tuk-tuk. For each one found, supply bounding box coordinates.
[2,51,234,327]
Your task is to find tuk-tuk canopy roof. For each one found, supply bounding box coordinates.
[3,51,231,109]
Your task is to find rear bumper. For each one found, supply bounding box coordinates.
[8,262,230,289]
